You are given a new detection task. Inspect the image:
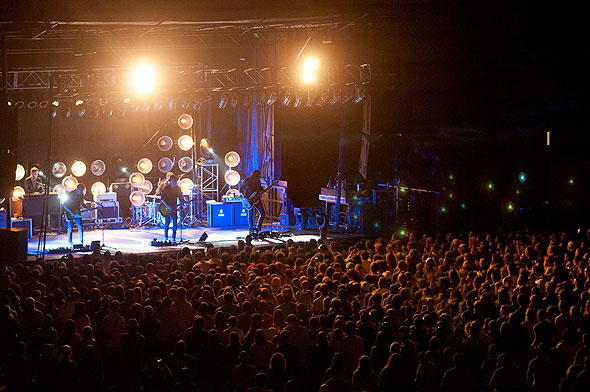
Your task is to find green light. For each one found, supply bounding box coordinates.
[399,228,407,237]
[400,187,407,193]
[544,200,549,205]
[374,222,380,228]
[486,181,494,191]
[439,206,447,214]
[518,172,526,183]
[506,201,515,212]
[448,174,454,181]
[449,193,454,199]
[460,202,466,209]
[516,189,520,195]
[569,178,574,185]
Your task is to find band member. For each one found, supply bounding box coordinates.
[62,184,91,248]
[240,169,266,235]
[24,167,44,194]
[160,174,183,242]
[156,171,174,196]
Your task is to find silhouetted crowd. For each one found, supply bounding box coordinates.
[2,229,590,392]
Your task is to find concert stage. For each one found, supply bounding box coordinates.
[27,226,357,260]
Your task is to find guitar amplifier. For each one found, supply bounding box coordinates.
[233,203,249,227]
[93,201,121,224]
[95,192,117,203]
[207,202,233,227]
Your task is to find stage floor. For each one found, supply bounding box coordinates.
[27,225,357,260]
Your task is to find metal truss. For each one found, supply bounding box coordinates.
[4,63,372,95]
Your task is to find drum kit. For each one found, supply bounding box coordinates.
[133,183,200,228]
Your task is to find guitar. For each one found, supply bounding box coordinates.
[242,180,279,210]
[64,207,97,220]
[159,201,188,217]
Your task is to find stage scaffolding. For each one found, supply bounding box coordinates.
[196,160,219,222]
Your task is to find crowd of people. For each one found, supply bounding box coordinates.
[2,228,590,392]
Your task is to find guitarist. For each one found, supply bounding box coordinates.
[160,174,183,242]
[62,184,92,248]
[240,170,266,236]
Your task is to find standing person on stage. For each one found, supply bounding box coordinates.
[62,184,91,248]
[160,174,183,242]
[240,169,266,236]
[24,167,44,194]
[156,171,174,196]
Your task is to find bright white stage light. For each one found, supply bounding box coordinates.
[302,57,320,84]
[137,158,153,174]
[224,170,240,186]
[62,176,78,192]
[178,135,194,151]
[133,64,155,94]
[179,178,194,194]
[71,161,87,177]
[12,186,25,201]
[91,182,107,196]
[15,164,25,181]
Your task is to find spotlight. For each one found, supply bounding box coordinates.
[62,176,78,192]
[91,182,107,196]
[200,138,212,156]
[139,180,153,194]
[137,158,153,174]
[518,172,526,183]
[90,160,106,176]
[12,186,25,201]
[178,113,194,129]
[178,135,194,151]
[52,162,67,178]
[439,205,447,214]
[71,161,87,177]
[133,64,155,94]
[266,91,278,105]
[38,101,49,109]
[293,91,303,108]
[15,164,25,181]
[302,57,320,84]
[53,184,65,195]
[225,189,241,197]
[224,170,240,186]
[193,96,203,111]
[398,227,408,237]
[129,190,145,206]
[229,92,239,109]
[52,101,60,107]
[178,157,193,173]
[75,99,84,106]
[255,91,267,106]
[568,177,574,185]
[218,93,229,109]
[353,86,366,104]
[123,97,131,104]
[27,101,38,109]
[129,172,145,187]
[224,151,240,168]
[178,178,194,194]
[485,180,494,191]
[15,101,24,109]
[460,202,466,209]
[208,148,214,153]
[122,167,128,173]
[157,136,173,151]
[282,90,293,106]
[158,157,173,173]
[506,201,515,212]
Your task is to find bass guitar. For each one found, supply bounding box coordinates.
[64,207,98,220]
[159,201,188,217]
[242,180,279,210]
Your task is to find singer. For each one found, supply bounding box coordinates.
[24,167,45,194]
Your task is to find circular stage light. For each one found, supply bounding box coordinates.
[224,170,240,186]
[178,157,193,173]
[91,181,107,196]
[178,178,194,194]
[52,162,67,178]
[53,184,65,195]
[178,114,194,129]
[157,136,173,151]
[139,179,153,194]
[225,189,241,198]
[12,186,25,201]
[224,151,240,168]
[130,190,145,206]
[129,172,146,187]
[71,161,87,177]
[137,158,153,174]
[158,157,173,173]
[62,176,78,192]
[15,164,25,181]
[90,160,106,176]
[178,135,194,151]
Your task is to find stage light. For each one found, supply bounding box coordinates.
[157,136,173,151]
[122,167,128,173]
[179,178,194,194]
[178,135,194,151]
[218,93,229,109]
[53,184,65,195]
[516,189,521,195]
[398,227,408,237]
[71,161,87,177]
[304,90,316,108]
[208,148,214,153]
[62,176,78,192]
[225,189,241,197]
[200,138,213,157]
[75,99,83,106]
[283,90,293,106]
[568,177,574,185]
[255,91,267,106]
[133,64,155,94]
[506,201,515,212]
[129,172,145,188]
[178,113,193,129]
[230,92,239,109]
[137,158,153,174]
[51,100,59,107]
[224,151,240,168]
[439,205,447,214]
[178,157,193,172]
[52,162,67,178]
[353,86,366,104]
[27,101,38,109]
[294,91,303,108]
[485,180,494,191]
[7,101,12,106]
[460,202,466,209]
[448,193,454,199]
[11,186,25,201]
[130,190,145,206]
[139,180,153,194]
[15,164,25,181]
[224,170,240,186]
[90,160,106,176]
[399,186,407,194]
[329,89,342,105]
[448,173,455,181]
[266,91,278,105]
[91,182,107,196]
[15,101,24,108]
[518,172,526,183]
[302,57,320,84]
[158,157,173,173]
[123,97,131,104]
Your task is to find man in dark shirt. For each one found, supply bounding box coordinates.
[239,170,265,235]
[62,184,91,248]
[160,174,183,242]
[24,167,44,194]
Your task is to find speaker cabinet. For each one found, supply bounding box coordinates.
[0,228,28,264]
